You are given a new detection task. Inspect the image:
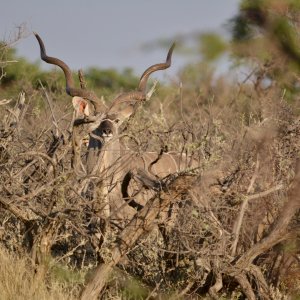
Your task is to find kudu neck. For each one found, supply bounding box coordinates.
[86,129,123,175]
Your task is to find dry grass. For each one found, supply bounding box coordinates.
[0,246,80,300]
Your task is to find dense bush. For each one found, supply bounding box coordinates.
[0,1,299,299]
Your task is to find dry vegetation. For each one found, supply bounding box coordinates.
[1,2,300,299]
[0,67,299,299]
[0,246,80,300]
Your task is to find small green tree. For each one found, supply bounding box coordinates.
[229,0,300,97]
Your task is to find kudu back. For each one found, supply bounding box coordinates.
[34,33,195,223]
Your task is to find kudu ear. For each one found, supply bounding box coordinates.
[72,96,90,117]
[110,104,135,124]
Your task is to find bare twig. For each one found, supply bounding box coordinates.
[246,184,283,201]
[227,159,300,295]
[146,80,158,101]
[38,79,59,137]
[78,69,87,90]
[0,99,12,105]
[231,154,260,256]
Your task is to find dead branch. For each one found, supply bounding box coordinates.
[231,155,260,256]
[226,159,300,298]
[0,197,41,222]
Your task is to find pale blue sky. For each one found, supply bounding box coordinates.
[1,0,240,78]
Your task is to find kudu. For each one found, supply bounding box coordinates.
[34,33,194,224]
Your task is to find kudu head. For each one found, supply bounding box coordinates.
[34,33,174,174]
